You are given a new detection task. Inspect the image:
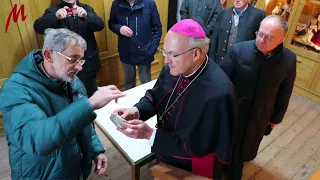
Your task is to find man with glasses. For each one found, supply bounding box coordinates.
[220,15,296,179]
[114,19,237,180]
[209,0,265,64]
[0,28,125,179]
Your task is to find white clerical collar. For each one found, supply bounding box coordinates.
[184,55,208,78]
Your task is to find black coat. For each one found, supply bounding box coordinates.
[134,59,237,179]
[33,2,104,79]
[167,0,178,30]
[209,6,265,63]
[180,0,222,37]
[220,40,296,161]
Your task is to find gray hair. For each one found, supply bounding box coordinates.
[262,15,288,35]
[42,28,87,54]
[189,37,210,55]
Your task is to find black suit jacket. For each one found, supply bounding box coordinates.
[180,0,222,37]
[209,5,265,64]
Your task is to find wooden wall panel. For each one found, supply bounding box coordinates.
[0,1,30,87]
[24,0,60,48]
[0,1,39,137]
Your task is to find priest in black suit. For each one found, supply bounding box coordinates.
[209,0,265,64]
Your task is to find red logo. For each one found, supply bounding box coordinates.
[5,4,27,33]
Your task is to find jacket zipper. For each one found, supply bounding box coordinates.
[78,143,83,160]
[136,17,138,35]
[126,17,128,26]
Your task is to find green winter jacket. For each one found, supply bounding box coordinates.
[0,50,105,179]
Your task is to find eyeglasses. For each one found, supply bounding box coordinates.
[56,51,86,65]
[159,47,196,58]
[255,31,275,42]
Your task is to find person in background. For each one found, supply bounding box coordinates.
[180,0,223,38]
[167,0,178,30]
[108,0,162,90]
[221,0,227,8]
[115,19,237,180]
[209,0,265,64]
[272,2,284,15]
[0,28,125,179]
[220,15,296,180]
[34,0,104,97]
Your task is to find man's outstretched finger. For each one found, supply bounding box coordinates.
[110,93,126,100]
[106,85,117,90]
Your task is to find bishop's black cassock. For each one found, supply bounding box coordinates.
[134,58,237,179]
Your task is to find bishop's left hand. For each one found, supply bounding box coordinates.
[117,120,153,140]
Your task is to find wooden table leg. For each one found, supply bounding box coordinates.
[132,164,140,180]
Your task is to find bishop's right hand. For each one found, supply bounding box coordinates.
[114,107,139,120]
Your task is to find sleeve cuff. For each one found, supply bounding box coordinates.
[85,12,93,21]
[268,122,278,128]
[132,106,140,119]
[148,129,157,146]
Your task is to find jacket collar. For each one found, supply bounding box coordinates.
[232,4,249,16]
[184,55,208,80]
[119,0,144,10]
[254,41,284,60]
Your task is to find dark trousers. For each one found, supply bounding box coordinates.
[79,73,98,97]
[121,62,151,90]
[225,143,245,180]
[227,160,244,180]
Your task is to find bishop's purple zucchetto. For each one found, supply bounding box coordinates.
[170,19,206,38]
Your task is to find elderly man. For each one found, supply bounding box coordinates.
[0,28,125,179]
[209,0,265,63]
[34,0,105,97]
[220,15,296,179]
[115,19,237,179]
[180,0,222,38]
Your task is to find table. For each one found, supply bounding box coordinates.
[94,80,157,180]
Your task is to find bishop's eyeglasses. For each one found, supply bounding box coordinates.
[159,47,196,58]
